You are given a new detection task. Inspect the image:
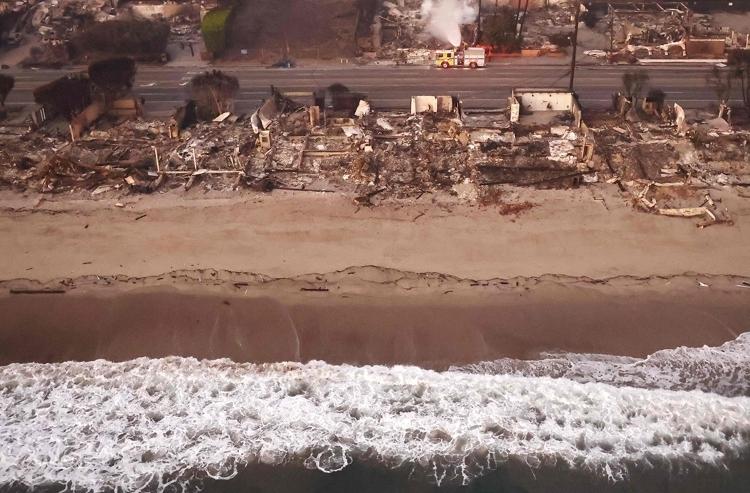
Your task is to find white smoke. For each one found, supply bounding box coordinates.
[421,0,477,47]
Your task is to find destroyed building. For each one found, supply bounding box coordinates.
[591,99,749,225]
[476,88,596,188]
[2,62,748,228]
[583,1,750,62]
[2,73,603,209]
[0,0,201,67]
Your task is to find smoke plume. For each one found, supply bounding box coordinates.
[421,0,477,47]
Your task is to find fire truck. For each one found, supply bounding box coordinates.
[434,47,486,69]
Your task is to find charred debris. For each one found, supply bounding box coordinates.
[0,66,601,204]
[1,0,747,67]
[584,2,750,63]
[0,63,748,224]
[0,0,199,67]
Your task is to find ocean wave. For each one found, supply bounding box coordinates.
[1,351,749,492]
[452,332,750,397]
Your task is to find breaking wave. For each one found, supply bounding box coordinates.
[452,332,750,397]
[1,335,750,493]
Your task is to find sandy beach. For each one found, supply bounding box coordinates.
[2,144,750,493]
[1,186,749,367]
[1,186,749,282]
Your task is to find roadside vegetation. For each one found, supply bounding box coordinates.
[33,75,92,120]
[88,57,137,101]
[68,20,170,63]
[201,7,233,57]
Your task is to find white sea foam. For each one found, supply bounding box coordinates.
[453,332,750,397]
[1,352,749,492]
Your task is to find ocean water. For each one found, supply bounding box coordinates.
[1,334,749,492]
[453,332,750,397]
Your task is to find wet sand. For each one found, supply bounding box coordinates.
[1,188,748,366]
[199,458,750,493]
[2,271,748,367]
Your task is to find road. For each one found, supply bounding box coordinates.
[4,63,737,116]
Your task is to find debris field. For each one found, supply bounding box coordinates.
[1,79,748,226]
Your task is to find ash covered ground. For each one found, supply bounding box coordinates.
[1,334,749,492]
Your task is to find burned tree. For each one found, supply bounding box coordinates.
[483,7,522,52]
[88,57,137,102]
[622,70,650,104]
[33,75,92,120]
[189,70,239,120]
[172,101,199,134]
[69,20,169,62]
[707,66,733,119]
[727,49,750,113]
[482,0,531,53]
[325,83,366,114]
[645,89,666,110]
[0,74,14,108]
[612,71,649,119]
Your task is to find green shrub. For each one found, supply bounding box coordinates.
[201,7,233,55]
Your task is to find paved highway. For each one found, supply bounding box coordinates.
[4,63,738,116]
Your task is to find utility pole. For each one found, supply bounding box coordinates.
[477,0,482,43]
[568,0,581,92]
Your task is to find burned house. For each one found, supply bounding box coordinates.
[596,1,748,61]
[29,58,142,139]
[590,94,749,225]
[7,69,747,228]
[470,88,597,188]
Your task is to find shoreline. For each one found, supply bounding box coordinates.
[2,269,748,367]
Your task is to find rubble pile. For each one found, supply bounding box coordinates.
[599,4,689,60]
[376,1,746,64]
[0,87,603,205]
[691,12,750,47]
[0,116,248,193]
[586,4,749,62]
[368,0,447,63]
[476,116,591,188]
[592,109,750,225]
[3,79,746,224]
[359,112,475,196]
[2,0,116,63]
[245,107,480,199]
[521,5,576,54]
[128,1,201,39]
[31,0,114,41]
[374,2,577,63]
[2,0,202,66]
